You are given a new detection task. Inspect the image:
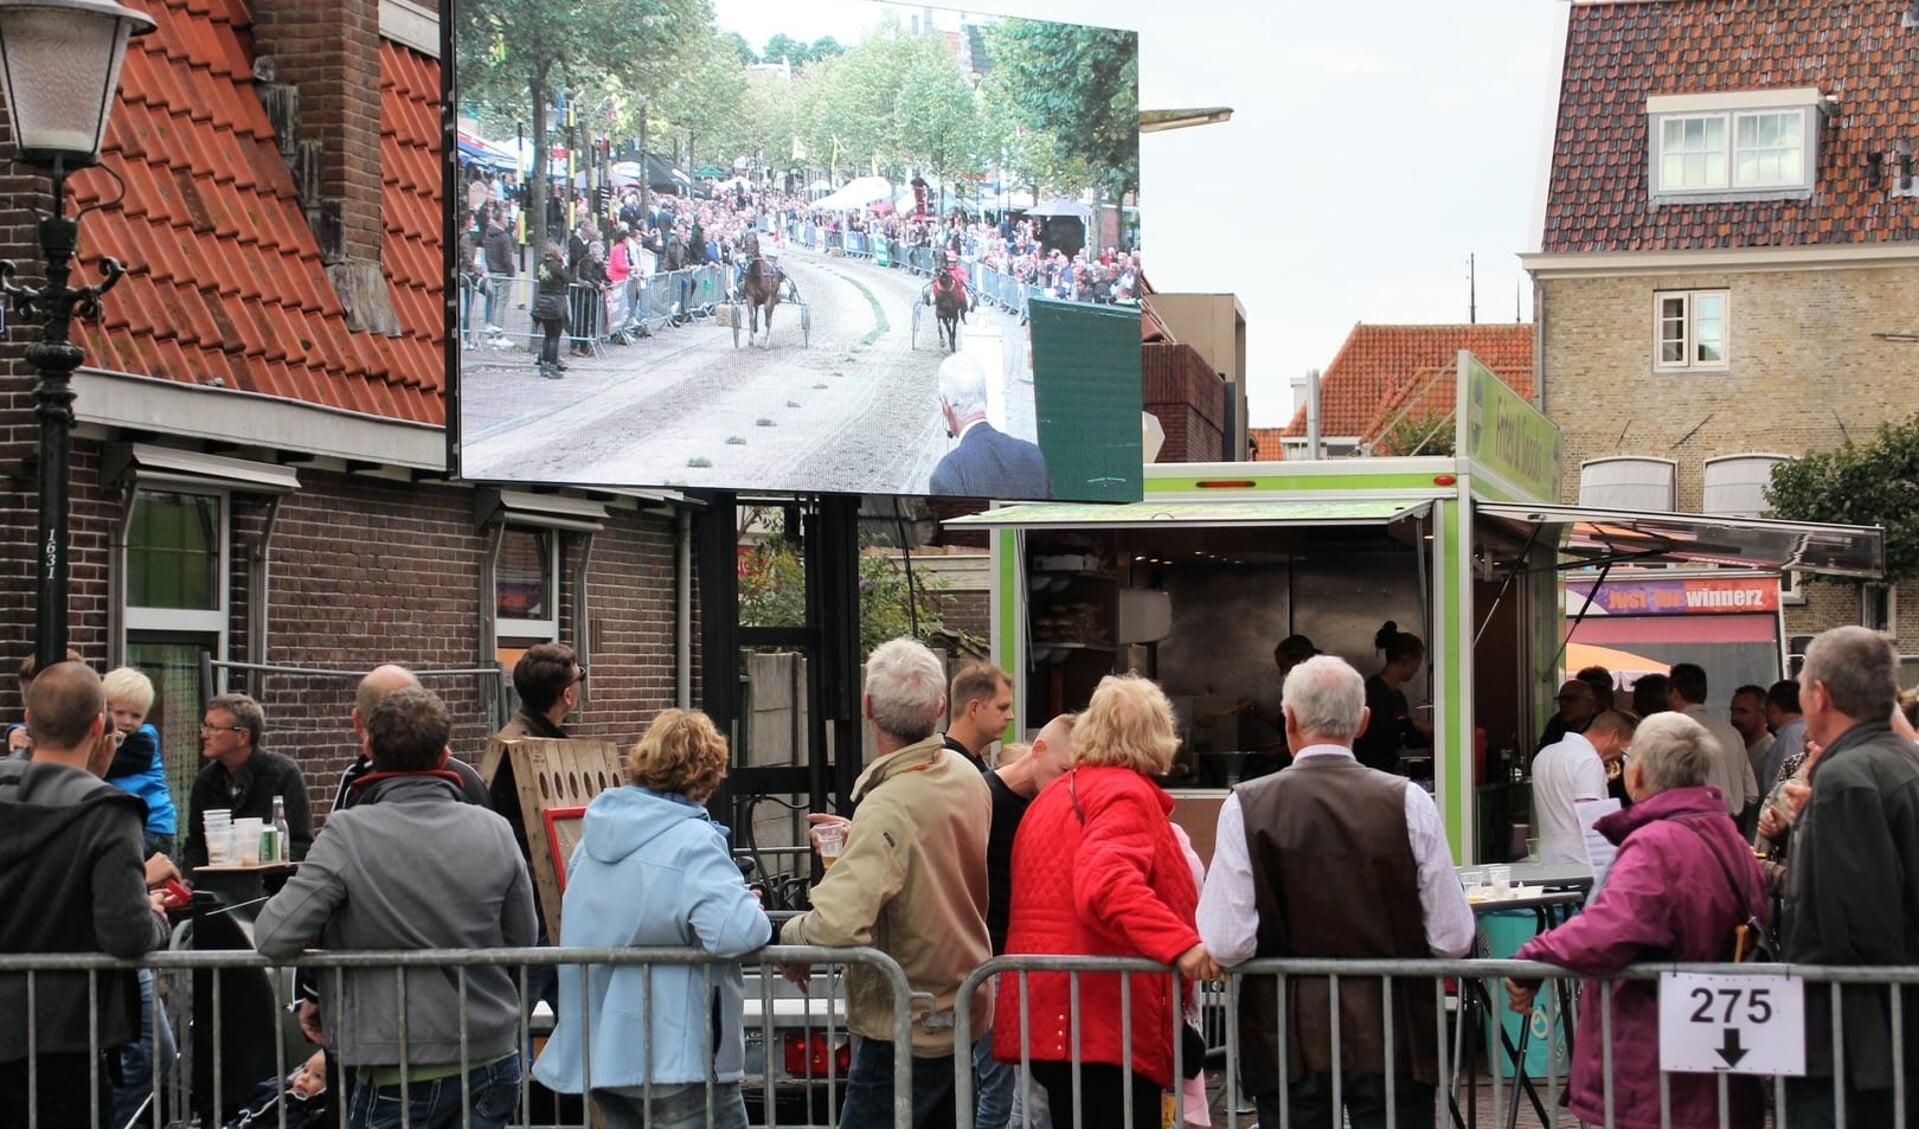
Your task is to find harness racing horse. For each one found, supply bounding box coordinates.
[930,251,966,353]
[740,232,785,347]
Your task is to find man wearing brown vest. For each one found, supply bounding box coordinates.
[1197,655,1474,1128]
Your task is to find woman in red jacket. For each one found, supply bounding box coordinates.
[995,674,1220,1128]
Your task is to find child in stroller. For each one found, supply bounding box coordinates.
[225,1048,331,1128]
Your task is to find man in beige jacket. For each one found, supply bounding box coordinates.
[782,637,993,1127]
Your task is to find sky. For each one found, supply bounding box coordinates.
[710,0,1570,426]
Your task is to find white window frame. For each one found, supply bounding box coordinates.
[124,484,231,641]
[1779,570,1807,606]
[495,523,561,642]
[1646,90,1822,204]
[1653,289,1731,373]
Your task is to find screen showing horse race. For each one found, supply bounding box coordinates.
[449,0,1144,502]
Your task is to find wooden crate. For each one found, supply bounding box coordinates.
[480,737,624,941]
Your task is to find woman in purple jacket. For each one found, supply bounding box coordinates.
[1506,712,1768,1129]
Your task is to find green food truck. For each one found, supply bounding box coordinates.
[949,352,1883,862]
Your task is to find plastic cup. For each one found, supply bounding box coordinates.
[815,823,846,869]
[1487,864,1513,897]
[204,811,233,864]
[234,818,264,866]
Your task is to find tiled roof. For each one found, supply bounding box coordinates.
[1278,324,1534,447]
[1248,426,1287,462]
[1544,0,1919,253]
[68,0,443,425]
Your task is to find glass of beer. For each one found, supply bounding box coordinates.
[815,823,846,869]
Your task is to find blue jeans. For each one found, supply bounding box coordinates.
[112,967,177,1128]
[593,1082,749,1129]
[973,1030,1016,1129]
[837,1036,955,1129]
[347,1054,520,1129]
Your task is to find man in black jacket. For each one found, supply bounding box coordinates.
[0,662,172,1126]
[1784,626,1919,1126]
[182,693,313,869]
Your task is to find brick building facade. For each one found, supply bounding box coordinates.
[1524,0,1919,668]
[0,0,692,816]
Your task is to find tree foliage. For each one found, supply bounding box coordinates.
[1766,415,1919,582]
[737,535,971,659]
[456,0,707,249]
[1374,411,1456,457]
[458,6,1140,218]
[981,20,1138,200]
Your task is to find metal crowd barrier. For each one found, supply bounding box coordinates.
[0,944,916,1129]
[953,954,1919,1129]
[459,268,728,357]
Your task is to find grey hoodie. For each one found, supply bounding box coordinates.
[0,758,171,1058]
[254,774,536,1067]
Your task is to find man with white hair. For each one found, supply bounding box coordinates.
[1198,655,1474,1129]
[781,638,992,1126]
[1782,626,1919,1125]
[928,353,1051,500]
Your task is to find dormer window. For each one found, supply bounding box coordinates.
[1647,89,1822,203]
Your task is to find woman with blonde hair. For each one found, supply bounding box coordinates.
[534,709,771,1129]
[997,674,1218,1128]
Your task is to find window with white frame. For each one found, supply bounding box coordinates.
[1654,290,1729,371]
[124,486,229,807]
[1647,90,1821,202]
[495,524,559,641]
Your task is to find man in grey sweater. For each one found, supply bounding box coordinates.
[256,686,536,1129]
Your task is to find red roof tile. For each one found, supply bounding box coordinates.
[1277,324,1534,451]
[70,0,444,426]
[1544,0,1919,253]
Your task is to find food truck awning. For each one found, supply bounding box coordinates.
[947,499,1432,531]
[1474,503,1883,579]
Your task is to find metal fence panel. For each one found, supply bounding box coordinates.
[0,945,914,1129]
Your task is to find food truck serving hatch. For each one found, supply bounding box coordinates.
[1474,503,1883,578]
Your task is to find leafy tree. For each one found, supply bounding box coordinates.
[762,32,809,65]
[737,535,971,658]
[1767,415,1919,582]
[982,20,1139,200]
[809,36,845,62]
[723,30,757,66]
[457,0,705,252]
[1373,411,1456,457]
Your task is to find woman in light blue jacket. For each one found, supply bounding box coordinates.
[534,709,771,1129]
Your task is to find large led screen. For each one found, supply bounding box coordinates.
[449,0,1143,501]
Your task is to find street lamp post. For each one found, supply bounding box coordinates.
[0,0,155,669]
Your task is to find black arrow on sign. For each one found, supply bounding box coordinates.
[1716,1028,1749,1068]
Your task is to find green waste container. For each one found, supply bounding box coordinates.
[1478,910,1571,1080]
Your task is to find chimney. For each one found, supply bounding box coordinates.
[248,0,398,334]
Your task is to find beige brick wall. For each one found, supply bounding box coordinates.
[1539,264,1919,660]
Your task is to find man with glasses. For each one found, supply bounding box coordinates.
[182,693,313,869]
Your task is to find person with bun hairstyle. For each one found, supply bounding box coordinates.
[1351,622,1432,775]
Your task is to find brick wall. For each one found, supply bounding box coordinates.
[0,448,691,819]
[1143,342,1225,462]
[1540,263,1919,655]
[250,0,385,263]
